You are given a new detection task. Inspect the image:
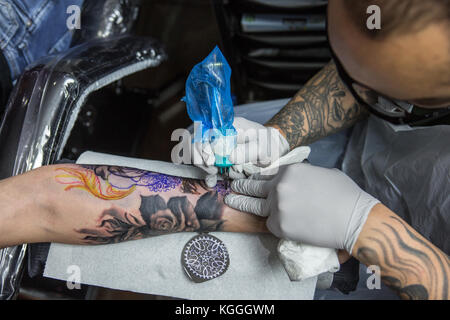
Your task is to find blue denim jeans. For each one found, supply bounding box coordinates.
[0,0,83,81]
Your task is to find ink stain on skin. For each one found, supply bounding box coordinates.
[214,181,230,196]
[97,167,183,192]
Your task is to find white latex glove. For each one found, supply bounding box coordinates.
[229,117,290,168]
[188,117,290,187]
[224,163,380,253]
[191,140,218,187]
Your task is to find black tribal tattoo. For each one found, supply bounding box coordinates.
[356,215,450,300]
[266,61,368,149]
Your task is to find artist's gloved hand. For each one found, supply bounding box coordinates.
[191,139,219,188]
[224,163,380,253]
[229,117,290,167]
[190,117,290,188]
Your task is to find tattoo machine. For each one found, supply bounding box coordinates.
[183,46,237,188]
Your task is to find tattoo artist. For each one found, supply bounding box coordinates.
[186,0,450,300]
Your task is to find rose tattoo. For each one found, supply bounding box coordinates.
[62,165,228,244]
[76,192,225,244]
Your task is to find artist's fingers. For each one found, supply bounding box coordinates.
[228,165,247,180]
[194,161,218,175]
[193,144,218,187]
[202,143,216,166]
[234,117,259,144]
[224,194,269,217]
[233,163,243,173]
[192,141,214,166]
[192,141,204,166]
[230,179,271,198]
[205,174,218,188]
[248,171,276,181]
[235,129,258,145]
[229,142,259,164]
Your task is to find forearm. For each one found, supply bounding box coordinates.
[0,168,54,247]
[0,164,268,248]
[353,204,450,300]
[265,61,368,149]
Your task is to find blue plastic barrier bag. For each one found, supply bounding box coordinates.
[183,46,236,142]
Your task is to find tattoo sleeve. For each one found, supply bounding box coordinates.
[51,165,267,245]
[354,204,450,300]
[265,61,368,149]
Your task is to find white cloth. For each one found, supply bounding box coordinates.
[44,151,318,299]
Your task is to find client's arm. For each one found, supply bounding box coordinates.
[0,164,268,248]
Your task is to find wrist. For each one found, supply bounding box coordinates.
[17,167,56,244]
[265,124,291,154]
[0,167,51,247]
[265,123,287,140]
[344,190,380,254]
[350,203,385,257]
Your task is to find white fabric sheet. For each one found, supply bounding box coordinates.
[44,151,317,299]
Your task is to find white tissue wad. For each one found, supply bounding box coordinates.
[278,240,340,281]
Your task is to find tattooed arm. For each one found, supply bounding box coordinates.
[0,164,268,248]
[226,163,449,300]
[353,204,449,300]
[266,61,368,149]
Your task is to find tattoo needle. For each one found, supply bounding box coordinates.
[223,167,230,190]
[215,155,232,190]
[219,167,229,190]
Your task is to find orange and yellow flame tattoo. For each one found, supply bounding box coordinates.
[55,167,135,200]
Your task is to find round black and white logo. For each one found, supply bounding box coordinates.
[182,234,229,283]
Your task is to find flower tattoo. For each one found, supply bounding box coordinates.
[81,166,182,192]
[56,165,227,244]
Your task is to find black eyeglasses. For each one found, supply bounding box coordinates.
[326,16,450,126]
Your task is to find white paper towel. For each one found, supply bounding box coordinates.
[44,152,317,299]
[278,240,339,281]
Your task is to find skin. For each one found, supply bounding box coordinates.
[0,165,268,248]
[329,0,450,108]
[266,60,367,149]
[353,204,449,300]
[264,0,450,299]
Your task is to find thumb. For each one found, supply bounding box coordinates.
[224,194,268,217]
